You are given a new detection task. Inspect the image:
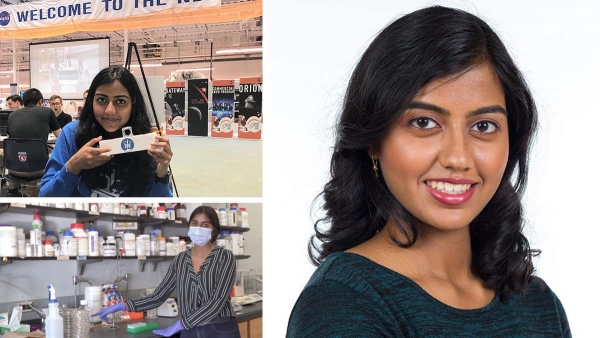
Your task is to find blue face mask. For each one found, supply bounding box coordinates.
[188,227,213,246]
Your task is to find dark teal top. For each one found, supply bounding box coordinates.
[287,252,570,337]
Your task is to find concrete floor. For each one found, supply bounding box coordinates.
[0,136,262,197]
[169,135,262,197]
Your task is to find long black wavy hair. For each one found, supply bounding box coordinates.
[309,6,539,301]
[75,66,155,196]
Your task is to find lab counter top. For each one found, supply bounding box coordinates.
[89,303,262,338]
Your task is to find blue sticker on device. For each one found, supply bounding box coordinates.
[121,138,134,151]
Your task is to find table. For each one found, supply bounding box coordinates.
[88,303,263,338]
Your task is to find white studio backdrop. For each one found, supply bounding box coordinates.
[264,0,600,336]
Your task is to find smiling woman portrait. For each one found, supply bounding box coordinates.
[286,6,570,338]
[39,65,173,197]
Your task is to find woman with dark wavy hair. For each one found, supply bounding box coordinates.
[287,6,570,338]
[39,66,173,197]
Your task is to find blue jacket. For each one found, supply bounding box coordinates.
[39,121,172,197]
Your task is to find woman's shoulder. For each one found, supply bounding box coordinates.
[61,120,79,136]
[307,252,403,289]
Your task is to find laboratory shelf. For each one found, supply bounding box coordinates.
[0,203,255,232]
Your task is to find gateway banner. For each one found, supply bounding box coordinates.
[0,0,220,30]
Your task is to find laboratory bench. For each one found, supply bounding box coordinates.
[88,303,262,338]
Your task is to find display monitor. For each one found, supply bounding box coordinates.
[29,37,110,100]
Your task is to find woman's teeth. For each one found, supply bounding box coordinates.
[426,181,472,194]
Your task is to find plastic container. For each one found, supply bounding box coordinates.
[0,225,17,257]
[167,207,175,220]
[32,214,43,231]
[230,232,241,255]
[75,230,88,256]
[156,206,167,219]
[44,239,54,257]
[89,203,98,212]
[179,238,186,252]
[227,207,237,227]
[98,235,105,257]
[216,232,226,250]
[222,231,233,251]
[16,228,26,257]
[137,205,147,217]
[123,233,136,256]
[241,208,249,228]
[113,204,121,214]
[141,235,151,256]
[62,231,77,256]
[150,226,160,239]
[218,208,227,226]
[149,232,158,256]
[88,228,99,257]
[103,236,117,257]
[158,237,166,256]
[136,236,145,256]
[46,230,58,244]
[46,285,64,338]
[74,300,90,338]
[30,225,42,245]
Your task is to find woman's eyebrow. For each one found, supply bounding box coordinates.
[405,101,507,117]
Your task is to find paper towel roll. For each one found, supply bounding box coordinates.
[84,286,102,323]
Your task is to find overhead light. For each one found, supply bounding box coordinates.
[0,75,10,78]
[0,70,13,74]
[0,85,10,88]
[215,48,263,55]
[176,68,214,71]
[129,63,162,68]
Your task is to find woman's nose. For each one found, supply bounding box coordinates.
[105,101,116,114]
[438,127,474,171]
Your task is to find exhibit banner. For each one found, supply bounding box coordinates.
[165,81,186,136]
[237,77,262,140]
[211,80,235,139]
[187,78,209,137]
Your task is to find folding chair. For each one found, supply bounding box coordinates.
[2,138,50,196]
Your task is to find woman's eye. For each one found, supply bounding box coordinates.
[410,117,438,129]
[470,121,498,134]
[116,99,127,105]
[96,98,107,104]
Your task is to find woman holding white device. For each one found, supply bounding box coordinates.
[39,65,173,197]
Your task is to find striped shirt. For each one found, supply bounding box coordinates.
[127,246,236,329]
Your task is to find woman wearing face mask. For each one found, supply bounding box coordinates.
[92,206,240,338]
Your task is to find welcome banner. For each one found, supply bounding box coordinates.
[0,0,262,39]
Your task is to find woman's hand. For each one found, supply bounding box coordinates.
[91,302,126,322]
[147,134,173,178]
[65,136,112,175]
[152,319,184,337]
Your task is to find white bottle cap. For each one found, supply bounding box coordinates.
[80,300,87,306]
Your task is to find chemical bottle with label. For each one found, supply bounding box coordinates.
[45,284,64,338]
[175,203,187,222]
[32,213,43,231]
[240,208,249,228]
[218,208,227,226]
[227,207,237,227]
[88,228,99,257]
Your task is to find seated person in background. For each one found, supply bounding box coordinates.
[39,66,173,197]
[3,88,62,197]
[49,94,73,128]
[6,95,23,110]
